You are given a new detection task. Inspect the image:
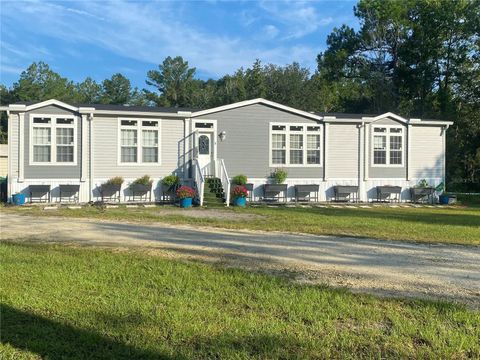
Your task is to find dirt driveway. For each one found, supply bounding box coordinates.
[1,212,479,307]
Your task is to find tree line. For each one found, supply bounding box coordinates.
[1,0,478,188]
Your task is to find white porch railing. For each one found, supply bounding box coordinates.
[193,159,205,206]
[219,159,231,207]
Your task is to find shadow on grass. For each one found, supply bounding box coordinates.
[0,304,176,360]
[1,303,310,359]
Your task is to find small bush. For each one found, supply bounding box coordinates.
[176,185,196,199]
[271,168,288,184]
[232,174,248,185]
[232,185,248,199]
[103,177,124,187]
[162,175,180,187]
[414,179,430,188]
[132,175,153,187]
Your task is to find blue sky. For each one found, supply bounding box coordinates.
[1,0,358,89]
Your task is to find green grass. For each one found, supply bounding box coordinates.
[454,193,480,207]
[1,242,479,359]
[3,203,480,245]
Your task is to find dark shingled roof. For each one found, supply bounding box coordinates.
[12,101,201,113]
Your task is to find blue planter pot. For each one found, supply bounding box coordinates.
[12,193,25,205]
[233,197,247,207]
[180,197,193,208]
[439,194,456,205]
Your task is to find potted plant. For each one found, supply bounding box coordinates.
[176,185,196,208]
[264,168,288,201]
[129,175,153,202]
[130,175,153,193]
[233,174,253,193]
[232,185,248,207]
[162,174,181,193]
[272,168,288,184]
[410,179,435,202]
[101,176,124,200]
[232,174,247,185]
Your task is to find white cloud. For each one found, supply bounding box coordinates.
[0,0,326,80]
[259,1,333,39]
[263,25,279,39]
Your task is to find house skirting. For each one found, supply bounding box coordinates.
[245,178,443,202]
[9,177,443,204]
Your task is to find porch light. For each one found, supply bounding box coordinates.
[219,131,227,141]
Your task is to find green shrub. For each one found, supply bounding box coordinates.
[132,175,153,187]
[414,179,430,188]
[271,168,288,184]
[103,177,124,187]
[232,174,248,185]
[162,175,180,187]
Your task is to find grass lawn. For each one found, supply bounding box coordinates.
[3,203,480,245]
[1,242,479,359]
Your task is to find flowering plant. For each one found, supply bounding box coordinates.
[176,185,196,199]
[232,185,248,199]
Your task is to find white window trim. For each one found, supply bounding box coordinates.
[371,124,405,168]
[269,122,323,168]
[117,118,162,166]
[29,114,78,166]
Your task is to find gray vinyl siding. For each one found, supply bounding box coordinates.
[195,103,324,178]
[24,105,81,179]
[368,118,406,179]
[327,124,359,178]
[92,115,184,179]
[410,125,444,178]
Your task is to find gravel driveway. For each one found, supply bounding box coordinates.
[1,212,479,307]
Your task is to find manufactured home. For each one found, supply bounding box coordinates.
[0,98,452,205]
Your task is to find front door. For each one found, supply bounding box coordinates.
[196,132,214,176]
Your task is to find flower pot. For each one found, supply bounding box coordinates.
[101,183,121,196]
[439,194,457,205]
[180,197,193,208]
[233,197,246,207]
[12,193,25,205]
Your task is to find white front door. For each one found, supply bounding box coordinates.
[196,132,214,176]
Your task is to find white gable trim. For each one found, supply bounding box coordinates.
[369,112,409,124]
[190,98,323,121]
[24,99,79,112]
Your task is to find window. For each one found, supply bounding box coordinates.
[119,119,161,164]
[290,134,303,164]
[198,135,210,155]
[271,133,286,164]
[30,115,76,165]
[372,126,404,166]
[121,129,137,163]
[33,127,51,162]
[270,123,322,167]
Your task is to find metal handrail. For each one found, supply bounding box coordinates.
[194,159,205,206]
[219,159,230,207]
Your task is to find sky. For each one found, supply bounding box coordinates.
[0,0,359,89]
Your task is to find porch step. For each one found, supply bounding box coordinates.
[203,177,226,207]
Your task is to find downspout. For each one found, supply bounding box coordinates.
[88,113,93,202]
[6,110,11,202]
[443,124,450,192]
[357,122,364,201]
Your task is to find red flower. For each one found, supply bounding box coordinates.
[232,185,248,199]
[176,185,196,199]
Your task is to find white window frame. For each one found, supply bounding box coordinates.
[29,114,77,166]
[371,125,405,167]
[117,118,162,166]
[269,122,323,167]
